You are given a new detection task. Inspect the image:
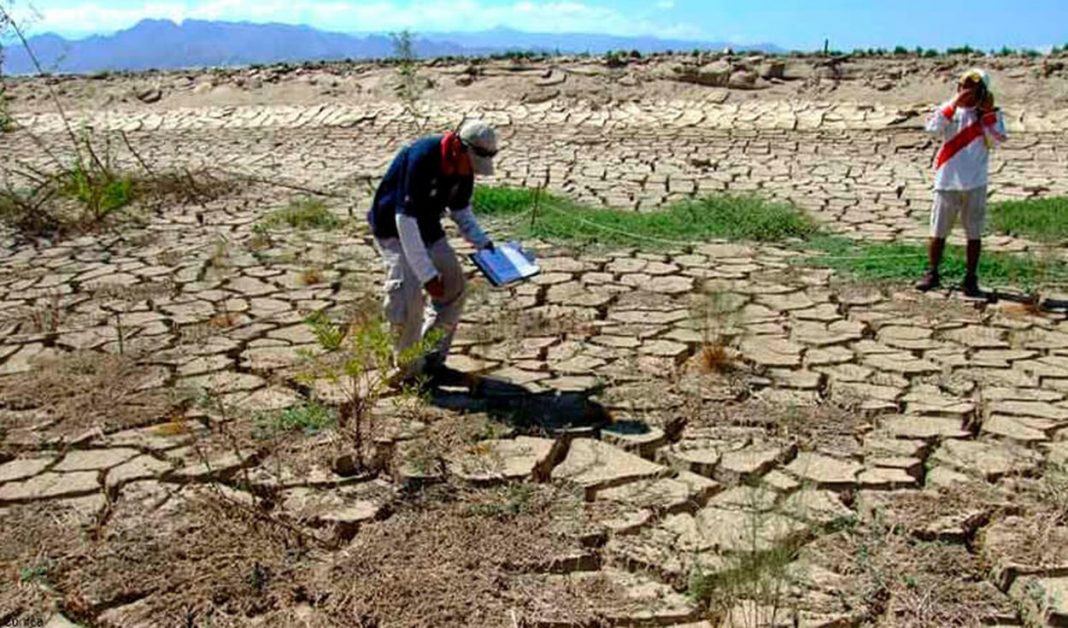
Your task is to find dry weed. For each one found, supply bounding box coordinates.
[318,483,592,626]
[51,490,323,626]
[0,352,186,439]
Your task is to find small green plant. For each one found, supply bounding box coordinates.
[248,221,273,250]
[390,29,424,130]
[688,485,803,626]
[260,198,341,230]
[297,307,439,471]
[19,561,51,585]
[247,562,270,593]
[252,402,337,440]
[946,45,975,55]
[0,12,10,133]
[59,162,137,220]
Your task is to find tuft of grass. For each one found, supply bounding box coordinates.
[802,236,1068,288]
[474,185,818,248]
[261,198,341,231]
[301,267,326,286]
[989,197,1068,243]
[252,402,337,440]
[59,165,137,218]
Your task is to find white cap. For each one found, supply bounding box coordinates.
[960,68,991,92]
[458,120,498,176]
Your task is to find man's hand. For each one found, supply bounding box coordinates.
[424,276,445,299]
[954,88,977,108]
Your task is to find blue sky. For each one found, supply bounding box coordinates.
[11,0,1068,49]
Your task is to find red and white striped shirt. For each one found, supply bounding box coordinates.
[925,100,1007,191]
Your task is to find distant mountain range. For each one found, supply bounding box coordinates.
[0,19,783,75]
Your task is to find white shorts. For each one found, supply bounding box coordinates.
[930,186,987,240]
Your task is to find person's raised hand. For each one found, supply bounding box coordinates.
[425,276,445,299]
[955,87,978,108]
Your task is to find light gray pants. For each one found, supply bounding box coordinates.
[376,237,466,371]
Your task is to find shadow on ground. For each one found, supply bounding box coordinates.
[425,370,622,435]
[985,288,1068,313]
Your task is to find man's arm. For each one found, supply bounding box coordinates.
[395,149,438,285]
[926,100,956,135]
[449,206,492,249]
[447,176,492,249]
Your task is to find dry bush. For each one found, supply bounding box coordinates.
[804,522,1016,626]
[0,502,90,622]
[680,396,869,453]
[317,483,592,626]
[0,159,241,238]
[0,352,186,439]
[47,490,324,627]
[698,343,735,374]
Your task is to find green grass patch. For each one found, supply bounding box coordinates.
[253,402,337,440]
[989,197,1068,244]
[803,236,1068,288]
[262,198,341,230]
[474,185,818,247]
[473,186,1068,291]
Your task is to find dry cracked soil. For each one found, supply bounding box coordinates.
[3,52,1068,627]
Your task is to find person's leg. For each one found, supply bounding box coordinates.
[917,191,956,291]
[961,186,987,297]
[421,238,466,370]
[377,238,426,369]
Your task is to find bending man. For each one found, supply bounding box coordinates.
[368,120,499,382]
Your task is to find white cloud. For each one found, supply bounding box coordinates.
[25,0,704,40]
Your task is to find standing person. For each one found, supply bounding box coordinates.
[368,120,499,383]
[916,68,1007,297]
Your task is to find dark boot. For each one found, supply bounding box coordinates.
[963,239,982,297]
[916,237,946,292]
[915,269,941,292]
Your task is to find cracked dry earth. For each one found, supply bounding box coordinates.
[4,67,1068,626]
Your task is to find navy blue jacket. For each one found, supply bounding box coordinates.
[368,136,474,244]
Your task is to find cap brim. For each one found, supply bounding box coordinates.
[471,154,495,176]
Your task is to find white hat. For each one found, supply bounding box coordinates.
[458,120,498,176]
[959,68,991,92]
